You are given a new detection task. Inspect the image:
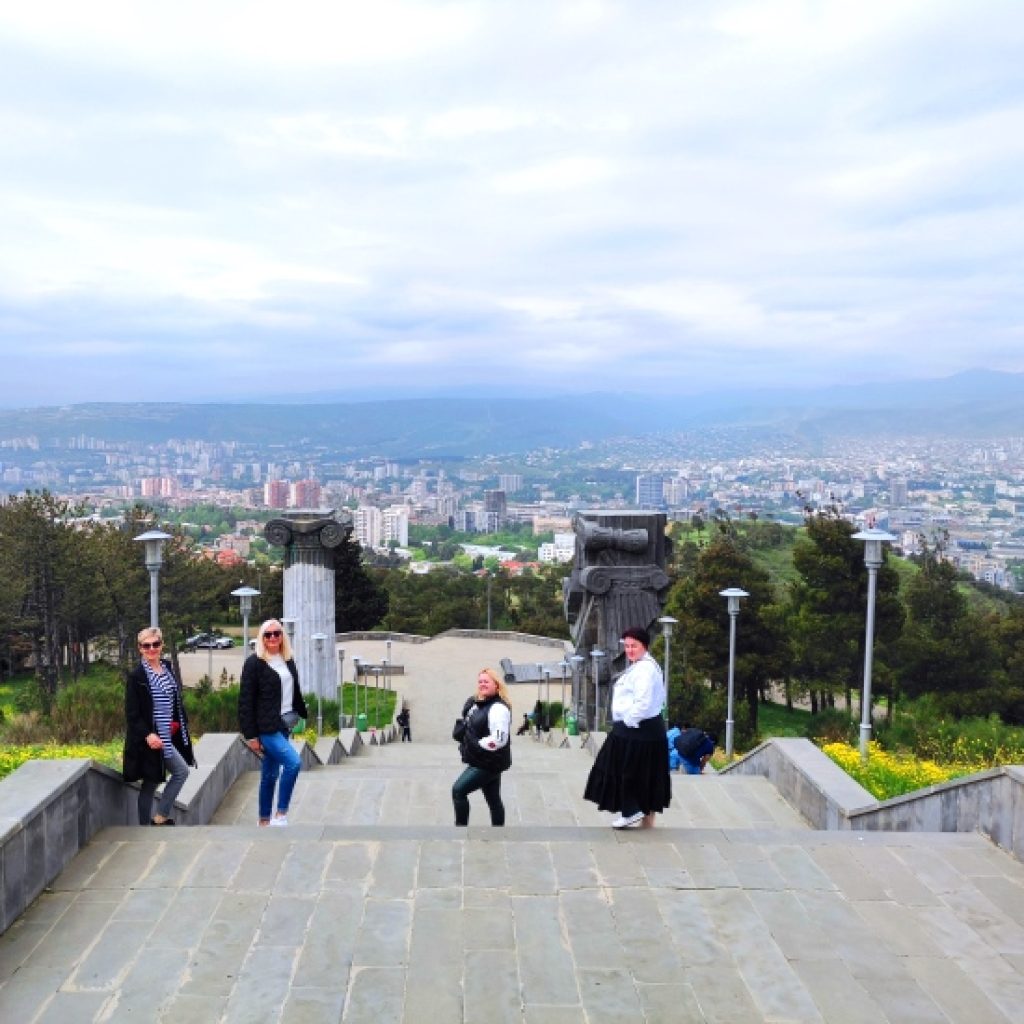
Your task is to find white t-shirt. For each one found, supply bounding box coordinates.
[269,654,294,716]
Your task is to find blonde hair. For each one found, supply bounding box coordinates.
[480,667,511,705]
[137,626,163,646]
[255,619,294,661]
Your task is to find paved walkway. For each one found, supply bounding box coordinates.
[179,633,575,743]
[4,739,1024,1023]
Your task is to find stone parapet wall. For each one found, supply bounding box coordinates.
[0,730,361,936]
[723,737,1024,861]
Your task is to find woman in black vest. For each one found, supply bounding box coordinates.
[452,668,512,826]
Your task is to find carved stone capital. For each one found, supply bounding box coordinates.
[264,511,353,551]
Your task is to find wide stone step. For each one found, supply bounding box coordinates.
[211,741,809,830]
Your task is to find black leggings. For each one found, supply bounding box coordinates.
[452,765,505,826]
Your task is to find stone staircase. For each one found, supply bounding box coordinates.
[3,740,1024,1023]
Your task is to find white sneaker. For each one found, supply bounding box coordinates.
[269,816,289,827]
[611,811,644,829]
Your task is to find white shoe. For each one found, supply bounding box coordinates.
[269,816,289,827]
[611,811,644,829]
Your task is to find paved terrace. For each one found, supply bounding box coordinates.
[3,633,1024,1022]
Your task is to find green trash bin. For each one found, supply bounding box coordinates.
[566,713,578,737]
[356,712,368,732]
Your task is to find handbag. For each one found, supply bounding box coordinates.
[452,718,467,742]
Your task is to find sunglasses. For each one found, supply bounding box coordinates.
[263,630,283,639]
[140,641,162,650]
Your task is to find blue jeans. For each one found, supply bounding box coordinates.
[681,758,702,775]
[452,765,504,826]
[138,744,190,824]
[259,731,302,820]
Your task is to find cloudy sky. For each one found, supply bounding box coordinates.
[2,0,1022,407]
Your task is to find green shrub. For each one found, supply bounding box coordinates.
[805,709,856,745]
[184,684,241,733]
[51,676,124,743]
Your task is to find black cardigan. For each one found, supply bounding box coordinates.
[122,660,196,783]
[238,653,307,739]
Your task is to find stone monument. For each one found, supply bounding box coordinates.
[264,509,353,714]
[562,509,671,727]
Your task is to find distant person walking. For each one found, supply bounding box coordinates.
[397,705,412,741]
[583,626,671,828]
[123,626,196,827]
[238,619,307,827]
[451,668,512,826]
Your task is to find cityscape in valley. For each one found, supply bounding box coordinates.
[2,394,1023,592]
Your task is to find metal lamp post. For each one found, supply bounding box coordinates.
[570,654,585,729]
[231,585,260,656]
[590,648,606,731]
[134,529,172,628]
[536,662,544,736]
[352,657,361,725]
[719,588,749,760]
[657,615,678,715]
[337,647,345,731]
[852,528,896,762]
[373,666,381,728]
[312,633,326,735]
[559,661,568,736]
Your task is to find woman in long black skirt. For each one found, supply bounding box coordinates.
[583,626,671,829]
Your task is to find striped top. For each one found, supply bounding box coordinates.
[142,660,178,748]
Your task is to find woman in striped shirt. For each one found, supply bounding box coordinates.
[123,626,196,826]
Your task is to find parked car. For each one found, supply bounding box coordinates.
[184,633,234,651]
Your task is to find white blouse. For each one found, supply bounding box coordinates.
[610,654,665,727]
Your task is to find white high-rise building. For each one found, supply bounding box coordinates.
[383,505,410,547]
[354,505,383,550]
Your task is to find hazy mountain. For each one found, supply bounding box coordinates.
[2,369,1022,455]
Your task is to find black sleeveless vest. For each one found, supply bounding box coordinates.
[459,695,512,772]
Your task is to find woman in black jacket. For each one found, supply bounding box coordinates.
[123,626,196,826]
[238,619,307,827]
[452,668,512,826]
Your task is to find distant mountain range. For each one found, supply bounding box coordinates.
[2,370,1023,456]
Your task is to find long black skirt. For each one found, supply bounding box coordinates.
[583,716,672,814]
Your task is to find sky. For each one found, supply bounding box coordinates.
[2,0,1023,408]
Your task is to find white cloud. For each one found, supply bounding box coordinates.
[2,0,1024,405]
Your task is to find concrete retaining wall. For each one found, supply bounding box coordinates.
[724,738,1024,861]
[0,731,337,936]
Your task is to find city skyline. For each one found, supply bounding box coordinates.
[3,1,1023,407]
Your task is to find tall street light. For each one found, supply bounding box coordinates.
[853,528,896,762]
[570,655,585,729]
[312,633,326,736]
[337,646,345,731]
[352,657,362,727]
[231,585,260,655]
[657,615,678,714]
[719,588,749,760]
[590,648,606,731]
[134,529,172,628]
[558,661,568,737]
[536,662,544,736]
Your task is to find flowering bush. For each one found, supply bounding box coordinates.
[0,740,123,781]
[821,741,983,800]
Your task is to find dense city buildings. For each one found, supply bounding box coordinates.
[1,428,1023,590]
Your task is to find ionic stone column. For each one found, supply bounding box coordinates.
[264,510,353,715]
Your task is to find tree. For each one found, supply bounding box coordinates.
[670,533,785,742]
[334,538,388,631]
[786,513,902,715]
[895,543,997,714]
